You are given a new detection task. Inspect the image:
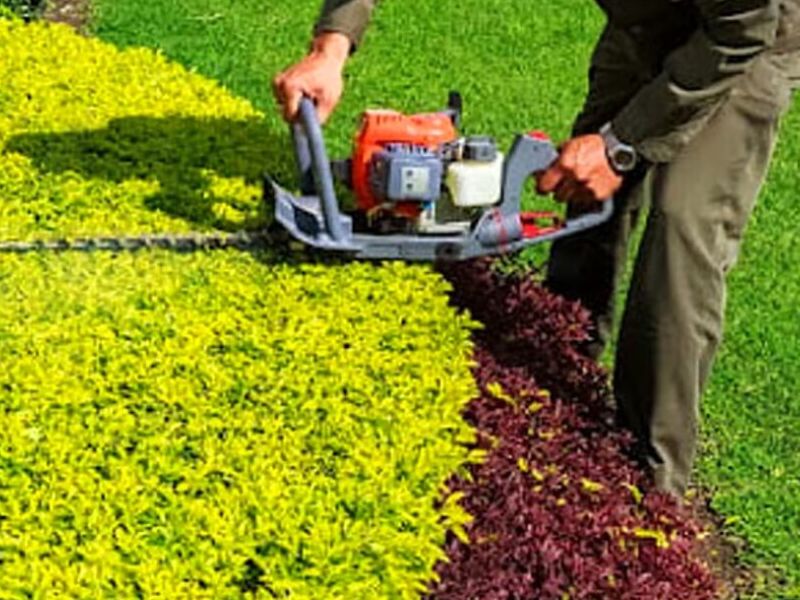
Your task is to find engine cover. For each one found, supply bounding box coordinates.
[369,144,443,203]
[351,109,458,219]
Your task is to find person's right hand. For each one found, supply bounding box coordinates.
[272,32,351,124]
[536,135,622,205]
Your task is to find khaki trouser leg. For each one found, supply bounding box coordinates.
[615,59,787,496]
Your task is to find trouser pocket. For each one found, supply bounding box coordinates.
[730,51,797,121]
[780,50,800,89]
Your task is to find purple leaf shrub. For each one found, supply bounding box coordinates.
[429,260,717,600]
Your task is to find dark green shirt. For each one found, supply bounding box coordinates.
[315,0,799,159]
[314,0,377,51]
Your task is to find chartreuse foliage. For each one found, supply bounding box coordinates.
[0,19,478,598]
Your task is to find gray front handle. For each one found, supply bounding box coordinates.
[290,98,347,243]
[501,134,614,241]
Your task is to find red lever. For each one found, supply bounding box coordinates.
[528,130,550,141]
[520,211,563,239]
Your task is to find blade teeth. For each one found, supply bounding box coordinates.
[0,228,277,254]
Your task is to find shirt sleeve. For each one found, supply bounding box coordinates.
[314,0,378,51]
[612,0,781,162]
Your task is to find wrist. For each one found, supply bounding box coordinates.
[599,122,638,173]
[310,32,351,67]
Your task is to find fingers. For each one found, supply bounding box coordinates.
[316,96,336,125]
[272,79,338,124]
[272,72,305,122]
[557,140,579,174]
[271,70,287,105]
[284,87,305,122]
[586,178,616,202]
[271,53,344,124]
[554,178,593,204]
[537,165,564,195]
[537,134,623,204]
[539,166,592,204]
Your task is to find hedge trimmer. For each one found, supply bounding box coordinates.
[0,93,612,260]
[268,93,613,261]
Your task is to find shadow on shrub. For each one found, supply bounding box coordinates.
[7,116,297,231]
[1,0,44,20]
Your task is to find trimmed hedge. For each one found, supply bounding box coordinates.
[0,19,479,598]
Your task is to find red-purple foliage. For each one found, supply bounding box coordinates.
[429,260,717,600]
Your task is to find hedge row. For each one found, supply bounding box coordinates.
[0,18,479,598]
[430,261,718,599]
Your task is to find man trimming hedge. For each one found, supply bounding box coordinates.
[272,0,800,499]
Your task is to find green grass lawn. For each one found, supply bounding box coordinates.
[91,1,799,596]
[697,108,800,596]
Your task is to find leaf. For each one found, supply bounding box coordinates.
[580,478,604,494]
[486,381,517,406]
[632,528,671,549]
[622,483,643,504]
[0,20,480,597]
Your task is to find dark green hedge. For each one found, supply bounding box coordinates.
[0,0,45,20]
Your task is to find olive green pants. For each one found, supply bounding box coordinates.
[547,26,799,497]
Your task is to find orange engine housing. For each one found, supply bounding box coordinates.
[351,109,458,219]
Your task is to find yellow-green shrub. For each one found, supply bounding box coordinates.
[0,19,477,598]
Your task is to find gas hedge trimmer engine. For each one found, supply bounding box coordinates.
[351,106,504,235]
[268,92,613,261]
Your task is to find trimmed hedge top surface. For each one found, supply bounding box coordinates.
[0,19,478,598]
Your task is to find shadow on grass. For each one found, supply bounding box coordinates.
[6,115,298,234]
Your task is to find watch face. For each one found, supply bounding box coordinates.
[612,147,637,172]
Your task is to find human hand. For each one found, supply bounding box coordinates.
[272,32,351,123]
[536,134,622,205]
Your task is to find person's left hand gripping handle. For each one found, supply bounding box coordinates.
[272,32,351,124]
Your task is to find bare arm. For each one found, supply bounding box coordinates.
[272,0,378,122]
[272,32,351,123]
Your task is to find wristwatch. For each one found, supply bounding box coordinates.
[599,122,638,173]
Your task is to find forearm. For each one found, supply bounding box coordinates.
[314,0,378,51]
[612,0,780,162]
[309,32,352,69]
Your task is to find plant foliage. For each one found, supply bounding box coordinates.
[429,261,718,599]
[0,20,478,598]
[0,0,44,21]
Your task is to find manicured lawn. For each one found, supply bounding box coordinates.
[697,106,800,597]
[88,0,800,596]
